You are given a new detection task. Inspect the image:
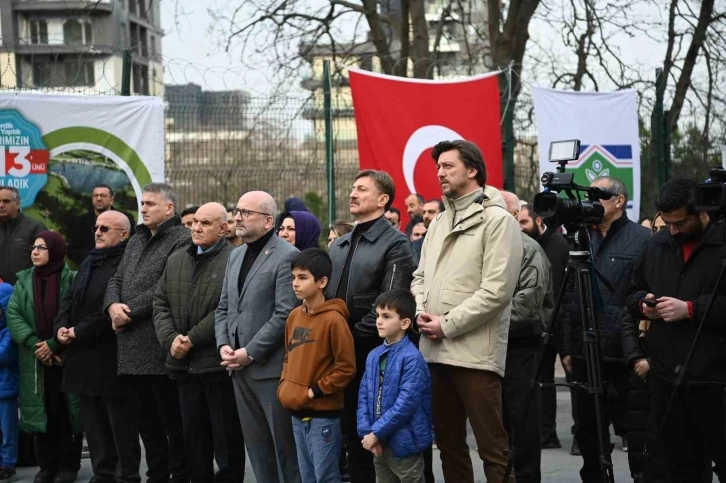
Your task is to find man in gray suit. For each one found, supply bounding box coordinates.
[215,191,301,483]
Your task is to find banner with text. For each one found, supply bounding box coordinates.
[0,93,164,236]
[533,87,641,220]
[349,69,502,229]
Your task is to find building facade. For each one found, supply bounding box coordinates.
[0,0,163,95]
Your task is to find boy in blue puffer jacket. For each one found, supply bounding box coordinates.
[357,289,432,483]
[0,280,18,483]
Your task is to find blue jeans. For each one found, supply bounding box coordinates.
[292,416,341,483]
[0,398,18,468]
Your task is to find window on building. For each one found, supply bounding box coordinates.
[129,0,138,16]
[64,60,95,86]
[32,63,57,86]
[132,63,149,95]
[139,27,148,57]
[149,35,156,58]
[63,19,83,45]
[138,0,147,19]
[29,20,48,45]
[130,23,139,52]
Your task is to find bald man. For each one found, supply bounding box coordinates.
[215,191,301,483]
[54,211,139,483]
[501,191,553,483]
[154,203,246,483]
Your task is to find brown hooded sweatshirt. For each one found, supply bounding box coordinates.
[278,298,355,417]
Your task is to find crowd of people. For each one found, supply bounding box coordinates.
[0,138,723,483]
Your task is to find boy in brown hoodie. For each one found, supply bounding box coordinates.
[278,248,356,483]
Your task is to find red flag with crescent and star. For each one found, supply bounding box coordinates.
[348,68,503,229]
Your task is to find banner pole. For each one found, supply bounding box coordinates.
[323,60,336,224]
[121,49,132,96]
[502,64,516,191]
[653,67,665,187]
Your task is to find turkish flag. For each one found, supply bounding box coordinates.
[349,69,502,229]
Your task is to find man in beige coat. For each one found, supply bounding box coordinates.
[412,140,523,483]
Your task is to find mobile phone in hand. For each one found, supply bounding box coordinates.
[642,298,657,308]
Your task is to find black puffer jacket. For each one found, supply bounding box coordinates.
[561,214,650,361]
[626,223,726,382]
[153,238,232,375]
[104,216,191,375]
[326,216,416,339]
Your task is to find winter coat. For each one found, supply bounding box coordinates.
[509,233,553,340]
[0,282,18,398]
[54,244,126,398]
[411,186,523,377]
[154,238,232,375]
[626,223,726,381]
[6,266,80,434]
[326,216,416,339]
[357,336,432,459]
[561,214,649,362]
[0,212,46,285]
[104,216,191,375]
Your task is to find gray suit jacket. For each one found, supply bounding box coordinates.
[215,233,300,380]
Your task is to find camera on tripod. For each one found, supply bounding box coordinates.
[533,139,615,228]
[695,167,726,214]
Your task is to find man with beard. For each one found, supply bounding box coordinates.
[518,203,574,452]
[224,209,244,247]
[626,178,726,482]
[68,184,136,266]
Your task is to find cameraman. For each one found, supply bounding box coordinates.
[626,178,726,482]
[560,176,650,482]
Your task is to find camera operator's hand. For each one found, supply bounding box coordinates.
[561,355,573,373]
[634,358,650,379]
[641,294,660,320]
[656,297,690,322]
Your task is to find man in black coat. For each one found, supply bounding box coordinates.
[0,186,46,284]
[55,210,139,483]
[68,184,135,266]
[559,176,650,481]
[104,183,190,483]
[327,170,417,483]
[153,203,245,483]
[519,203,575,452]
[626,178,726,482]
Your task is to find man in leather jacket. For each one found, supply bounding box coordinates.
[327,170,416,483]
[560,176,649,482]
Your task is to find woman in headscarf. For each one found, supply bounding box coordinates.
[278,211,322,250]
[7,231,81,483]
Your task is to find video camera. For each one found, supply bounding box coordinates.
[533,139,615,227]
[695,167,726,214]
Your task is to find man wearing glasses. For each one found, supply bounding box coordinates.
[68,184,136,266]
[0,186,45,284]
[215,191,301,483]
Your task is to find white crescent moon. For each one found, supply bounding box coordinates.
[402,125,464,194]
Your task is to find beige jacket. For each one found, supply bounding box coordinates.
[411,186,523,376]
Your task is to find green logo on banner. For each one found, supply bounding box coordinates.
[566,145,634,206]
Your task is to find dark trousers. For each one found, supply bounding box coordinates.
[541,344,580,440]
[79,395,141,483]
[121,375,187,482]
[177,373,246,483]
[644,376,726,483]
[35,366,82,474]
[571,359,628,483]
[344,337,380,483]
[430,363,514,483]
[503,339,541,483]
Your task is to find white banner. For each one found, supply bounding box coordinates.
[533,87,641,221]
[0,93,164,235]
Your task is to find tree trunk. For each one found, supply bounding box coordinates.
[409,0,432,79]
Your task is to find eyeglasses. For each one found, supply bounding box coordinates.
[30,245,48,252]
[93,225,126,233]
[232,208,271,219]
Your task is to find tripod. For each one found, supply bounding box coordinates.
[503,223,615,483]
